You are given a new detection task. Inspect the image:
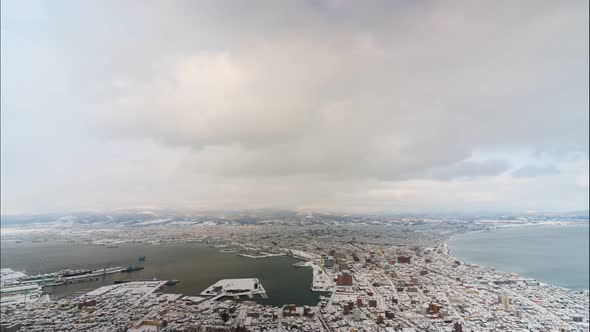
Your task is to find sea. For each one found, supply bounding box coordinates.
[0,241,326,306]
[447,223,589,290]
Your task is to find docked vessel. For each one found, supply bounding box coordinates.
[122,265,144,273]
[58,269,92,278]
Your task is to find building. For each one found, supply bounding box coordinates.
[336,272,353,286]
[0,323,21,332]
[282,304,297,317]
[128,320,167,332]
[323,256,334,268]
[376,315,384,324]
[303,306,311,317]
[77,299,97,309]
[398,256,411,264]
[343,305,350,315]
[498,294,510,309]
[428,303,440,314]
[352,309,361,321]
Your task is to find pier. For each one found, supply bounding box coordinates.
[239,252,285,259]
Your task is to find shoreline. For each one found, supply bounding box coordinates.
[443,223,590,292]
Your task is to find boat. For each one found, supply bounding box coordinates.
[165,280,179,286]
[138,256,146,262]
[58,269,92,278]
[122,265,144,273]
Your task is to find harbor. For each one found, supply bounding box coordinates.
[1,263,147,307]
[1,251,150,307]
[1,242,322,306]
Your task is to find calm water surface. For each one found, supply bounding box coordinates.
[0,241,324,306]
[448,223,589,290]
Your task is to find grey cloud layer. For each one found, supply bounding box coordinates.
[512,165,560,178]
[1,0,588,213]
[91,0,588,182]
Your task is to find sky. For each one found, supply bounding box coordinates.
[1,0,588,215]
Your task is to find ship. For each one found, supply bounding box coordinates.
[122,265,144,273]
[138,256,146,262]
[58,269,93,278]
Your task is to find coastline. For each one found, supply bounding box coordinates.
[443,222,590,292]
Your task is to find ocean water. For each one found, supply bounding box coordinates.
[0,241,326,306]
[447,223,589,290]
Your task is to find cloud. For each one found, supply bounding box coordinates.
[89,1,587,182]
[512,165,560,178]
[1,0,588,214]
[578,175,590,189]
[422,160,511,181]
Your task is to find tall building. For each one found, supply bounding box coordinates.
[498,294,510,309]
[323,256,335,268]
[352,309,361,321]
[333,263,340,273]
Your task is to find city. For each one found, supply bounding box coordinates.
[1,211,588,331]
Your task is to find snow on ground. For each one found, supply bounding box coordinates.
[201,278,264,296]
[138,218,171,225]
[1,268,27,282]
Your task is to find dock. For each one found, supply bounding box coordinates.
[201,278,267,300]
[239,253,285,259]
